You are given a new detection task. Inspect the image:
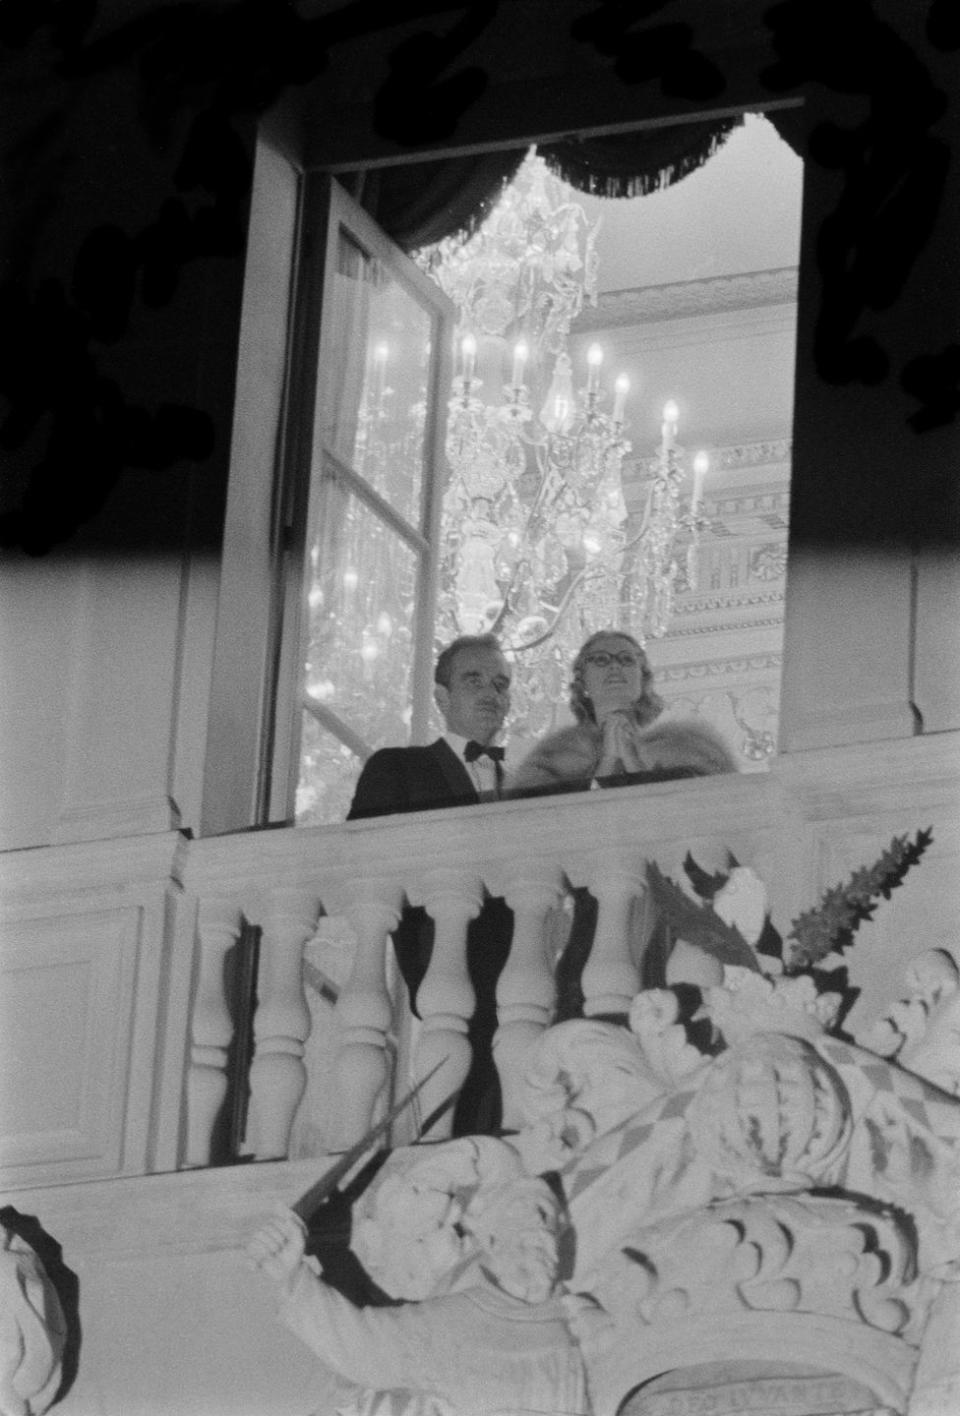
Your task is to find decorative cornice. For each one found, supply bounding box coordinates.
[658,653,783,681]
[669,589,786,624]
[715,438,792,470]
[576,267,798,331]
[659,616,786,643]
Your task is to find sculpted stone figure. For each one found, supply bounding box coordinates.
[248,1176,592,1416]
[350,1136,525,1300]
[0,1223,66,1416]
[512,1020,665,1174]
[247,870,960,1416]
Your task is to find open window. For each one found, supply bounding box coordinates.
[206,112,802,835]
[268,179,455,825]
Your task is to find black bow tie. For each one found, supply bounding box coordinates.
[464,741,505,763]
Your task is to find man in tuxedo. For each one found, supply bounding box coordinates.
[347,634,511,818]
[347,634,514,1133]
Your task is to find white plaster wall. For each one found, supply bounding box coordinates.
[0,545,216,851]
[56,1249,329,1416]
[1,1160,344,1416]
[0,555,73,851]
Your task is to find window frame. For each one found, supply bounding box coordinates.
[200,101,824,838]
[266,174,456,825]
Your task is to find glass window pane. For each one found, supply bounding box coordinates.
[295,715,363,826]
[297,479,419,823]
[315,230,434,527]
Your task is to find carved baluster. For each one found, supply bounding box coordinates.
[185,899,243,1168]
[411,871,484,1139]
[334,881,403,1148]
[246,890,319,1159]
[580,858,646,1017]
[494,868,565,1128]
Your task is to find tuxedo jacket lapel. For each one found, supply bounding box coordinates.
[425,738,478,803]
[347,738,481,819]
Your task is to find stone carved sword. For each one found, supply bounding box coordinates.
[291,1057,452,1222]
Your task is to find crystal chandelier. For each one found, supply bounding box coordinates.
[418,150,708,735]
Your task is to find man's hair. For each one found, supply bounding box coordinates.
[434,633,506,689]
[569,629,664,726]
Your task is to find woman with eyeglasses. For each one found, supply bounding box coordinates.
[507,630,738,1019]
[507,629,737,796]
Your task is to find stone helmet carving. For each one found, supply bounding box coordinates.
[687,1032,853,1190]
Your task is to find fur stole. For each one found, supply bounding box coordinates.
[506,716,738,796]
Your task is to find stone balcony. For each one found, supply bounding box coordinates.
[2,733,960,1415]
[184,765,782,1168]
[180,731,960,1172]
[1,732,958,1193]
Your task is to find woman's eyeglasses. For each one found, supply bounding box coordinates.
[584,651,641,669]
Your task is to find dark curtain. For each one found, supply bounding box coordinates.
[764,104,809,160]
[538,115,745,199]
[344,113,748,252]
[342,148,527,251]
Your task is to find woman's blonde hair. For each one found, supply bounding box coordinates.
[569,630,664,727]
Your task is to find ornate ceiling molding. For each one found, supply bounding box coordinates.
[658,652,783,681]
[576,267,799,331]
[714,438,792,470]
[665,612,785,639]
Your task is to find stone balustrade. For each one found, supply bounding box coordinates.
[180,766,797,1165]
[1,731,957,1194]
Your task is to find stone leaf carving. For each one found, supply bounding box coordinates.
[627,990,710,1091]
[857,948,960,1097]
[0,1224,66,1416]
[711,866,769,947]
[581,1195,923,1415]
[591,1194,919,1338]
[703,966,843,1045]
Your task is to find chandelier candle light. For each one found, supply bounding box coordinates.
[418,150,709,733]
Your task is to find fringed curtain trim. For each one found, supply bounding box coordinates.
[345,114,750,253]
[538,116,745,199]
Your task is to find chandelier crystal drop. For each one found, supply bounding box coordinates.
[417,150,707,736]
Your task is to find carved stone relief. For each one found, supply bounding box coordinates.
[628,444,791,771]
[248,849,960,1416]
[0,1223,66,1416]
[312,953,960,1415]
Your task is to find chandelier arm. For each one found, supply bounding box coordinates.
[488,593,513,636]
[487,445,564,628]
[632,475,659,540]
[502,559,604,655]
[618,520,664,557]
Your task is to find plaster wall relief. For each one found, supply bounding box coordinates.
[638,442,791,773]
[248,859,960,1416]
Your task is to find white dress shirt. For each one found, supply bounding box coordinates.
[443,731,503,799]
